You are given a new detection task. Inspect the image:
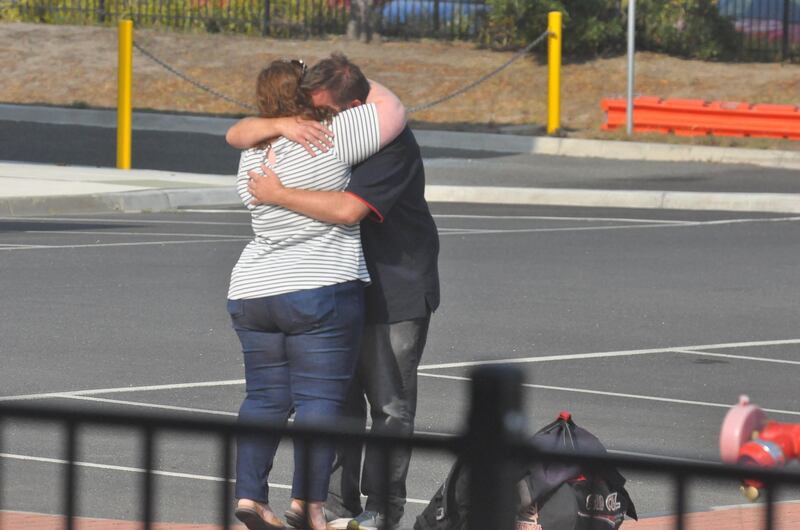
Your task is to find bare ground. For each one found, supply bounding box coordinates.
[2,21,799,149]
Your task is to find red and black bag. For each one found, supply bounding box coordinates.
[414,412,637,530]
[517,412,637,529]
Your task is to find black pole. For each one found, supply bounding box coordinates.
[0,419,3,524]
[142,427,155,530]
[64,422,77,530]
[781,0,790,60]
[465,366,524,530]
[765,483,776,530]
[433,0,439,33]
[261,0,270,36]
[220,433,232,530]
[675,474,686,530]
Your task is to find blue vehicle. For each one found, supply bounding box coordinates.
[380,0,486,25]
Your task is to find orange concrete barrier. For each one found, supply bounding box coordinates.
[602,96,800,140]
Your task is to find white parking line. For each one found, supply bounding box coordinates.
[0,379,245,402]
[27,230,250,239]
[0,238,247,250]
[437,222,688,237]
[0,244,49,248]
[418,373,800,417]
[0,452,431,505]
[417,338,800,370]
[433,214,691,224]
[4,339,799,403]
[0,216,248,226]
[674,349,800,366]
[64,395,238,416]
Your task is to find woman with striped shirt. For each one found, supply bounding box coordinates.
[227,57,406,530]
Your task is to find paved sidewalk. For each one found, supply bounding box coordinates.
[5,501,800,530]
[2,158,800,217]
[626,501,800,530]
[2,104,800,215]
[1,511,245,530]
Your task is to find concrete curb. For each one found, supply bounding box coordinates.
[4,104,800,169]
[414,131,800,171]
[4,183,800,216]
[0,187,239,216]
[424,186,800,214]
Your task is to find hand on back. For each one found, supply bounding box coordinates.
[278,116,334,156]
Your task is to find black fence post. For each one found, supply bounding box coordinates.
[465,366,524,530]
[64,422,77,530]
[0,418,3,525]
[782,0,791,60]
[433,0,439,33]
[141,427,155,530]
[674,474,686,530]
[220,433,232,530]
[765,484,776,530]
[261,0,271,36]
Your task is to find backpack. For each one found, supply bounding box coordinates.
[414,412,637,530]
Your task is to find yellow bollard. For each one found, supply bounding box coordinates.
[117,19,133,170]
[547,11,562,135]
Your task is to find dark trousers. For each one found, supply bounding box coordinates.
[228,280,364,503]
[327,315,431,524]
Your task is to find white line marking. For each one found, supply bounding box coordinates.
[711,499,800,511]
[418,373,800,417]
[63,395,238,416]
[437,222,683,236]
[674,349,800,366]
[0,452,430,504]
[0,379,245,402]
[179,211,690,224]
[0,452,237,484]
[0,244,49,248]
[180,209,248,214]
[0,216,248,226]
[5,339,799,402]
[27,230,250,239]
[436,215,800,237]
[692,216,800,226]
[432,214,691,224]
[417,338,800,370]
[0,238,247,250]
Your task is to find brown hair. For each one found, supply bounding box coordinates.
[256,60,333,122]
[302,53,370,109]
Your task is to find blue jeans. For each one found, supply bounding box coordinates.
[227,280,364,503]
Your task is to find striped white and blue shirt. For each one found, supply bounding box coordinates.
[228,103,380,300]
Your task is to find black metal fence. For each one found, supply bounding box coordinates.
[719,0,800,60]
[0,0,487,39]
[1,366,800,530]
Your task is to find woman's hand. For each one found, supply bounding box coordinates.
[248,164,286,206]
[278,117,334,156]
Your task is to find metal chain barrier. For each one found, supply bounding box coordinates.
[133,30,550,115]
[132,40,258,112]
[408,29,550,114]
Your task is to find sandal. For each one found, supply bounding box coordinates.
[235,504,287,530]
[284,506,337,529]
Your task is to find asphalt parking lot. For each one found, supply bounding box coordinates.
[2,202,799,527]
